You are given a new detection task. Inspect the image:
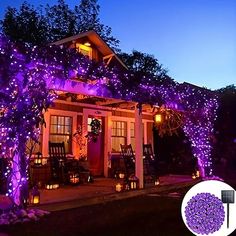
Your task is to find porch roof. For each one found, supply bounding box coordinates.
[47,78,155,113]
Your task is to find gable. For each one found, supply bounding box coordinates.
[51,30,127,70]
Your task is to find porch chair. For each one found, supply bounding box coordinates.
[143,144,158,183]
[120,144,135,178]
[48,141,80,183]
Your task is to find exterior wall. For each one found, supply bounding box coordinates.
[41,100,154,177]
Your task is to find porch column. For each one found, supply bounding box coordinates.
[135,103,144,188]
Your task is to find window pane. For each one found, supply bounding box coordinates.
[49,135,71,153]
[65,125,71,134]
[57,125,64,134]
[58,117,64,125]
[131,137,135,151]
[50,124,57,133]
[65,117,71,126]
[49,115,72,153]
[51,116,57,125]
[111,121,127,152]
[112,137,126,152]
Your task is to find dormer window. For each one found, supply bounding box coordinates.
[76,43,92,59]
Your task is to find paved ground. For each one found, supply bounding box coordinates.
[1,187,193,236]
[37,175,194,211]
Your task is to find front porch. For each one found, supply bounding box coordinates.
[34,175,195,211]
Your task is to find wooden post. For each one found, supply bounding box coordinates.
[135,103,144,188]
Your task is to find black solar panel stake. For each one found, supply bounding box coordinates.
[221,190,235,228]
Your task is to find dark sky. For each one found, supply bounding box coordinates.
[0,0,235,89]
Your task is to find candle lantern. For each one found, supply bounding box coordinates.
[115,183,123,192]
[192,173,197,179]
[53,183,60,189]
[45,181,59,190]
[45,183,53,190]
[31,186,40,205]
[196,170,200,178]
[118,172,125,179]
[34,152,42,166]
[128,175,139,190]
[154,177,160,186]
[69,172,80,184]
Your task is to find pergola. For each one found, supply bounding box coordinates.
[0,36,218,207]
[47,77,152,188]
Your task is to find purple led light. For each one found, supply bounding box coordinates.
[185,192,225,235]
[0,36,219,207]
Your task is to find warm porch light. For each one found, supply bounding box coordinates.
[84,42,91,47]
[154,113,162,123]
[31,186,40,205]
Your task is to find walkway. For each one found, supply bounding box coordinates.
[35,175,197,212]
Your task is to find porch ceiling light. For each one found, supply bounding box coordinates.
[84,42,91,47]
[154,113,162,123]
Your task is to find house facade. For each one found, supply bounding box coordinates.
[38,31,154,182]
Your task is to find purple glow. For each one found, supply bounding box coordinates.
[185,192,225,235]
[0,36,219,207]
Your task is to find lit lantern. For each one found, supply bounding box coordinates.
[45,183,53,190]
[34,152,42,166]
[115,183,123,192]
[31,186,40,205]
[196,170,200,178]
[69,172,80,184]
[53,183,60,189]
[128,175,139,190]
[192,173,197,179]
[154,178,160,186]
[119,172,125,179]
[154,113,162,123]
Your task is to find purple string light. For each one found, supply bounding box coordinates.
[0,36,218,206]
[185,192,225,235]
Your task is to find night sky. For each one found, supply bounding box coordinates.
[0,0,235,90]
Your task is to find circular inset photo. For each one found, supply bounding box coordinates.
[181,180,236,236]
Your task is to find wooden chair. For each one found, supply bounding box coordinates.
[120,144,135,178]
[143,144,158,183]
[49,141,79,183]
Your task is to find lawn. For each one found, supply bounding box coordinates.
[1,191,191,236]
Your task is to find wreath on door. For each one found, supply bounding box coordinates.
[86,118,102,142]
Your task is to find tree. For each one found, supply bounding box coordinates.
[0,2,49,45]
[213,85,236,172]
[0,0,120,51]
[45,0,77,42]
[75,0,120,51]
[119,50,165,76]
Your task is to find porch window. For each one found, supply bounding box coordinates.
[111,121,127,152]
[130,122,135,150]
[130,122,145,151]
[49,115,72,153]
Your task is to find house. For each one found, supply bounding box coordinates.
[37,30,154,187]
